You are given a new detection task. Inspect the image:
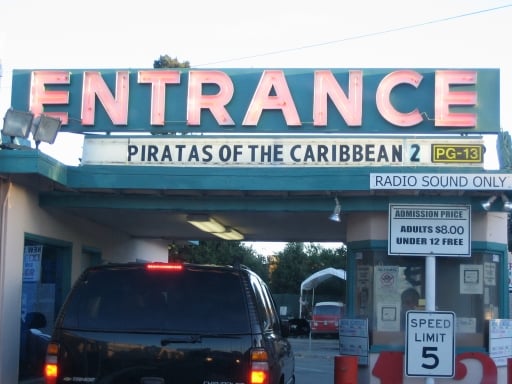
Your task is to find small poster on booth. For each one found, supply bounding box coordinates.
[22,245,43,282]
[374,266,400,331]
[460,264,483,294]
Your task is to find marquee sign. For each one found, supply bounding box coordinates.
[81,136,485,167]
[10,68,500,135]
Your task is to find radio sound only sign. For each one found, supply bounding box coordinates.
[388,204,471,257]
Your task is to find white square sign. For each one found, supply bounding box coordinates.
[388,204,471,257]
[405,311,455,378]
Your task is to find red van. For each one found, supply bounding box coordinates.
[310,301,345,337]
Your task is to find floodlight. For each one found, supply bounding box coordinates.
[32,114,61,147]
[2,108,34,142]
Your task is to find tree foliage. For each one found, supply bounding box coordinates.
[153,54,190,69]
[177,240,269,281]
[172,240,347,296]
[269,242,347,296]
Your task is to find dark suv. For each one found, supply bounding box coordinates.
[44,262,294,384]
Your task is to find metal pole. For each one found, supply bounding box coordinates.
[425,255,436,384]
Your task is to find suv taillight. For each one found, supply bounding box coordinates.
[250,349,269,384]
[44,342,59,384]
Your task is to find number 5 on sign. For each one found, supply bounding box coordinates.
[405,311,455,378]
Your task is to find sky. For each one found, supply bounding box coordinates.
[1,0,511,254]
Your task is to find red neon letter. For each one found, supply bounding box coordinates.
[138,70,180,126]
[187,71,235,126]
[313,70,362,126]
[435,70,477,127]
[81,71,129,125]
[243,70,301,126]
[29,71,70,124]
[376,70,423,127]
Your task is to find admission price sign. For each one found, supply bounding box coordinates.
[388,204,471,257]
[405,311,455,378]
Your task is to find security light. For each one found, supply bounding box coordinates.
[2,108,33,142]
[32,114,62,148]
[329,197,341,222]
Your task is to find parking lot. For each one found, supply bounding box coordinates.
[290,336,369,384]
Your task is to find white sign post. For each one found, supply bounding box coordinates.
[388,204,468,383]
[405,311,455,378]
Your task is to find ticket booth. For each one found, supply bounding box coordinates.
[347,203,509,383]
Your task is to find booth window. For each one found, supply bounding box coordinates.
[354,250,501,348]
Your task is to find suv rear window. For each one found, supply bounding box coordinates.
[61,265,250,334]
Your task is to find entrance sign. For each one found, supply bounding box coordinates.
[388,204,471,257]
[81,136,485,167]
[405,311,455,378]
[11,68,500,135]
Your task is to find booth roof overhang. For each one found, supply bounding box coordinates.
[0,149,506,243]
[1,67,506,243]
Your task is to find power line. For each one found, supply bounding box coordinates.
[196,4,512,67]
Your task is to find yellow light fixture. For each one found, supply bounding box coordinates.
[186,215,245,240]
[186,214,226,233]
[212,227,244,240]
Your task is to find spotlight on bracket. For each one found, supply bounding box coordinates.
[329,197,341,222]
[501,194,512,212]
[481,195,497,211]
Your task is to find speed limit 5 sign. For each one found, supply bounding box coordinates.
[405,311,455,377]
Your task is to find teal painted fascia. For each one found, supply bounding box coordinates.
[38,193,380,212]
[37,193,495,213]
[66,164,494,191]
[67,165,374,191]
[347,240,388,250]
[0,149,68,184]
[2,148,512,195]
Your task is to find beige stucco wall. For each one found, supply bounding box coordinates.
[0,181,168,383]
